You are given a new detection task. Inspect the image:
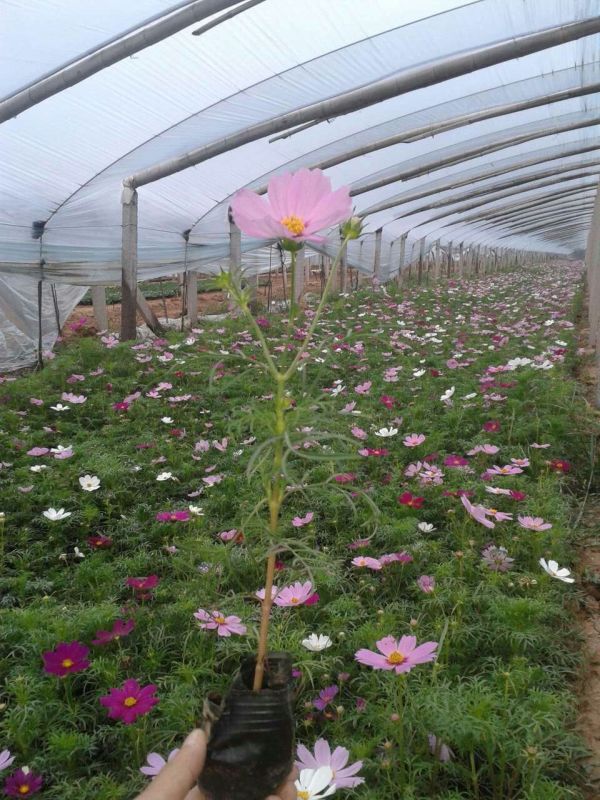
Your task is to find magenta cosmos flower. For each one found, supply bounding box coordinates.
[4,767,43,797]
[42,641,90,677]
[355,635,438,674]
[156,510,190,522]
[100,679,159,724]
[230,168,351,244]
[296,739,364,789]
[194,609,247,637]
[126,575,159,591]
[92,618,135,645]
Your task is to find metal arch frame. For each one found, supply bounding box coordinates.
[465,186,598,225]
[379,167,600,225]
[363,153,600,220]
[349,110,600,197]
[0,0,249,123]
[359,142,600,218]
[124,17,600,188]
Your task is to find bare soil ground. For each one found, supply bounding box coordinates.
[62,272,330,340]
[574,297,600,798]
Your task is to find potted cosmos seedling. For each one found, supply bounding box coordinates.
[197,169,360,800]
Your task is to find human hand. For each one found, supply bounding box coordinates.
[134,728,297,800]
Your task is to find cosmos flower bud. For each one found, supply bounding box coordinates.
[340,216,363,240]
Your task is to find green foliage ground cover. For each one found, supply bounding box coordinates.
[0,264,596,799]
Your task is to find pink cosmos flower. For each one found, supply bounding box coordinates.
[0,750,15,772]
[355,635,438,674]
[460,495,495,529]
[140,749,179,778]
[483,507,513,522]
[518,516,553,531]
[27,447,49,457]
[92,619,135,645]
[379,552,413,566]
[4,768,43,797]
[194,609,247,637]
[351,556,382,570]
[403,433,426,447]
[467,444,500,455]
[350,426,367,440]
[292,512,314,528]
[354,381,372,395]
[334,473,356,483]
[42,641,90,677]
[61,392,86,404]
[488,464,523,476]
[100,679,159,725]
[296,739,364,789]
[511,458,530,467]
[417,575,436,593]
[29,398,43,406]
[274,581,314,607]
[230,168,351,243]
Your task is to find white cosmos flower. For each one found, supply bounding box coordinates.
[156,472,175,482]
[188,505,205,516]
[43,507,71,521]
[295,767,336,800]
[417,522,435,533]
[330,384,345,397]
[302,634,333,652]
[50,444,72,454]
[440,386,455,402]
[375,427,398,438]
[539,558,574,583]
[462,392,477,400]
[161,417,174,424]
[30,465,48,473]
[50,403,70,412]
[79,475,100,492]
[413,369,426,377]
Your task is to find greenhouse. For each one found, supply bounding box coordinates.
[0,1,599,799]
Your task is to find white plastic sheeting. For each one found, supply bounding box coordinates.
[1,0,600,369]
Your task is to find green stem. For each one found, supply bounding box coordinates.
[284,235,350,381]
[289,249,297,324]
[396,676,406,788]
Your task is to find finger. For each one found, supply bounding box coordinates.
[136,729,207,800]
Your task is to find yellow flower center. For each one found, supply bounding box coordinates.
[489,509,497,514]
[61,658,74,669]
[298,792,310,800]
[280,215,305,236]
[290,597,300,604]
[18,786,30,795]
[124,696,138,707]
[387,651,405,665]
[214,616,226,624]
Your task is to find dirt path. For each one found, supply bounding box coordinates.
[574,297,600,798]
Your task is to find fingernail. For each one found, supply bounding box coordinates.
[183,729,205,747]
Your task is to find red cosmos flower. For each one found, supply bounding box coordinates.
[398,492,425,509]
[509,490,527,501]
[174,370,186,378]
[99,679,159,725]
[169,428,186,438]
[126,575,159,591]
[548,458,571,474]
[304,592,320,606]
[42,641,90,677]
[482,420,501,432]
[87,534,113,549]
[92,619,135,646]
[379,395,395,410]
[333,473,356,483]
[112,401,130,412]
[429,369,441,377]
[359,448,389,457]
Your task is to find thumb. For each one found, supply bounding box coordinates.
[136,729,207,800]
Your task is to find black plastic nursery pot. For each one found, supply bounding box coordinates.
[198,652,295,800]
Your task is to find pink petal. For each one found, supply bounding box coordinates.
[296,744,318,770]
[376,635,401,657]
[355,648,391,669]
[396,635,417,655]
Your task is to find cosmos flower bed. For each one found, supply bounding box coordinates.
[0,263,592,799]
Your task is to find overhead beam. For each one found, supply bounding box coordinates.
[0,0,243,123]
[125,16,600,188]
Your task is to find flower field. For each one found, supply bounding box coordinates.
[0,263,595,799]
